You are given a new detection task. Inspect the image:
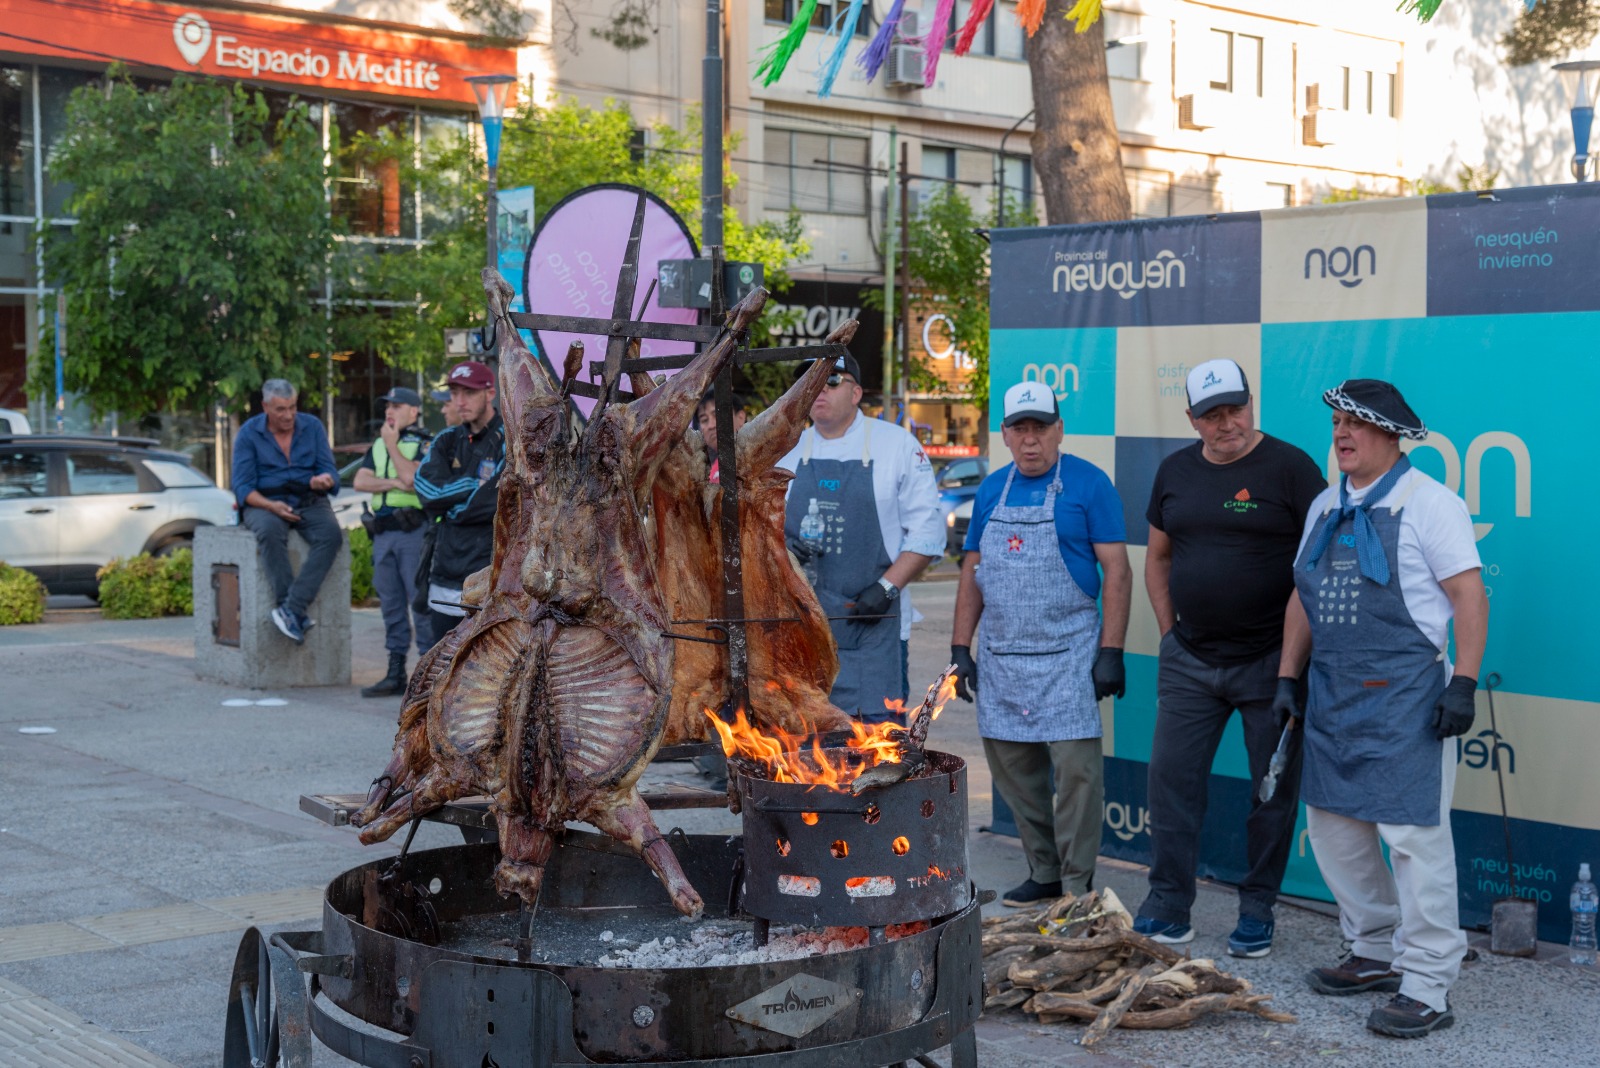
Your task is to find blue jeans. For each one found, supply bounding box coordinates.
[240,497,342,618]
[372,525,427,656]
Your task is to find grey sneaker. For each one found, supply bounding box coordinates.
[1367,994,1454,1038]
[1133,916,1195,944]
[1308,952,1402,995]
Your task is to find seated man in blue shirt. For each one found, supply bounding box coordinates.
[232,379,343,644]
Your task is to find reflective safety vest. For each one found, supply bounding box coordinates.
[372,432,426,511]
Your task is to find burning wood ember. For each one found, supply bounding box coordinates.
[350,270,767,920]
[980,889,1294,1047]
[705,668,960,795]
[592,919,929,969]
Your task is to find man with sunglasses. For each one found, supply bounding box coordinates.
[778,353,945,722]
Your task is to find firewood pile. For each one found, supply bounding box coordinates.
[981,889,1295,1048]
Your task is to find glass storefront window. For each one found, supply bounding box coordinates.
[0,220,33,288]
[41,67,98,218]
[419,110,470,239]
[1,66,32,218]
[0,293,33,410]
[332,101,415,239]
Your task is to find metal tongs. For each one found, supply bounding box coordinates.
[1257,717,1299,803]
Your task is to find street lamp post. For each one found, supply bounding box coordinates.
[467,74,518,278]
[1553,60,1600,181]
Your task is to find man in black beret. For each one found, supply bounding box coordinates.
[1275,379,1488,1038]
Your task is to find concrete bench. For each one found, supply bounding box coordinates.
[193,525,351,688]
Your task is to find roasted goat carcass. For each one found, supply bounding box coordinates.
[655,325,858,744]
[352,269,764,918]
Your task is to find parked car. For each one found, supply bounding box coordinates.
[935,456,988,520]
[0,408,31,434]
[0,435,235,596]
[946,497,973,557]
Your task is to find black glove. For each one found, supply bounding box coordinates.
[1091,647,1125,701]
[1434,675,1477,739]
[1271,676,1302,727]
[786,535,820,563]
[951,644,978,702]
[850,580,894,622]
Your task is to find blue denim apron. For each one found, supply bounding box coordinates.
[975,459,1102,743]
[1293,470,1447,826]
[785,422,903,721]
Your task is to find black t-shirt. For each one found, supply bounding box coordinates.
[1146,433,1325,666]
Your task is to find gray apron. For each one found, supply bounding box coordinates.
[1293,464,1447,826]
[974,459,1102,743]
[785,422,903,721]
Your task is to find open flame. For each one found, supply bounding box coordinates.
[705,674,958,792]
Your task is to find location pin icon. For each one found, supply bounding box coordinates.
[173,13,211,66]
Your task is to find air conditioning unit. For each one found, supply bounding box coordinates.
[1177,92,1224,130]
[885,11,924,89]
[1302,107,1349,147]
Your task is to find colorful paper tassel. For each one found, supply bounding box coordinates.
[1064,0,1102,33]
[953,0,996,55]
[756,0,821,86]
[857,0,906,81]
[921,0,958,86]
[818,0,869,97]
[1015,0,1047,38]
[1396,0,1443,21]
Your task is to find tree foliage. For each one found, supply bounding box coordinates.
[1502,0,1600,67]
[40,70,332,414]
[336,98,811,375]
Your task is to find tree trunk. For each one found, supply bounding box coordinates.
[1026,12,1131,225]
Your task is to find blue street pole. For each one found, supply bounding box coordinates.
[1553,61,1600,181]
[53,306,64,434]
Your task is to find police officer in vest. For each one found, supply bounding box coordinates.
[354,387,433,697]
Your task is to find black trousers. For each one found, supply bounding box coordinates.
[1137,631,1303,925]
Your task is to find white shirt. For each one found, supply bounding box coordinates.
[778,412,945,640]
[1297,465,1481,651]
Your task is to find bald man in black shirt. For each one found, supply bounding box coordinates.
[1132,359,1325,959]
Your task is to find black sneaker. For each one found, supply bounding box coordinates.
[1307,952,1402,995]
[1367,994,1455,1038]
[1001,878,1063,908]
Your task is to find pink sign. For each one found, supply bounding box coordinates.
[522,184,700,419]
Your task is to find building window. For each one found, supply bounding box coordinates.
[1266,182,1294,208]
[1125,167,1171,218]
[1209,29,1262,97]
[1104,10,1144,81]
[332,101,415,238]
[1388,72,1400,117]
[764,0,868,33]
[999,154,1032,206]
[996,1,1026,60]
[1,66,30,219]
[920,145,956,204]
[764,129,868,215]
[955,0,994,55]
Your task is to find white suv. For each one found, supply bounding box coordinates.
[0,435,236,596]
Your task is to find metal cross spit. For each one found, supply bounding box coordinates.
[505,190,852,720]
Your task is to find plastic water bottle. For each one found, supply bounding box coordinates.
[1572,863,1598,966]
[799,498,826,587]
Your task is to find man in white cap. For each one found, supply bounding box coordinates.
[1277,378,1486,1038]
[1132,358,1325,957]
[950,380,1131,906]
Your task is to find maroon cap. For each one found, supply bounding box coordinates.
[446,360,494,390]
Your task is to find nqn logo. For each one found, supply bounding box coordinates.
[1325,430,1531,542]
[1103,801,1147,842]
[1304,245,1375,288]
[1021,362,1079,401]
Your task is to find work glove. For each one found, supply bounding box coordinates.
[785,535,822,564]
[1433,675,1478,739]
[1091,647,1126,701]
[1271,676,1302,728]
[849,580,894,622]
[951,645,978,702]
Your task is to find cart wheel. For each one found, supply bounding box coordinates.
[223,927,311,1068]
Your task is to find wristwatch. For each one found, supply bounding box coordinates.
[877,577,901,600]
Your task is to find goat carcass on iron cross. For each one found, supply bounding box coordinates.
[352,269,767,918]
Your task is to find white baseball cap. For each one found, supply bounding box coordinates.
[1185,358,1250,416]
[1001,381,1061,428]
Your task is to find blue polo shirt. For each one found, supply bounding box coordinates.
[964,455,1126,599]
[231,411,338,507]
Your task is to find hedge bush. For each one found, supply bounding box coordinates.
[348,526,376,605]
[0,562,46,625]
[96,549,194,619]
